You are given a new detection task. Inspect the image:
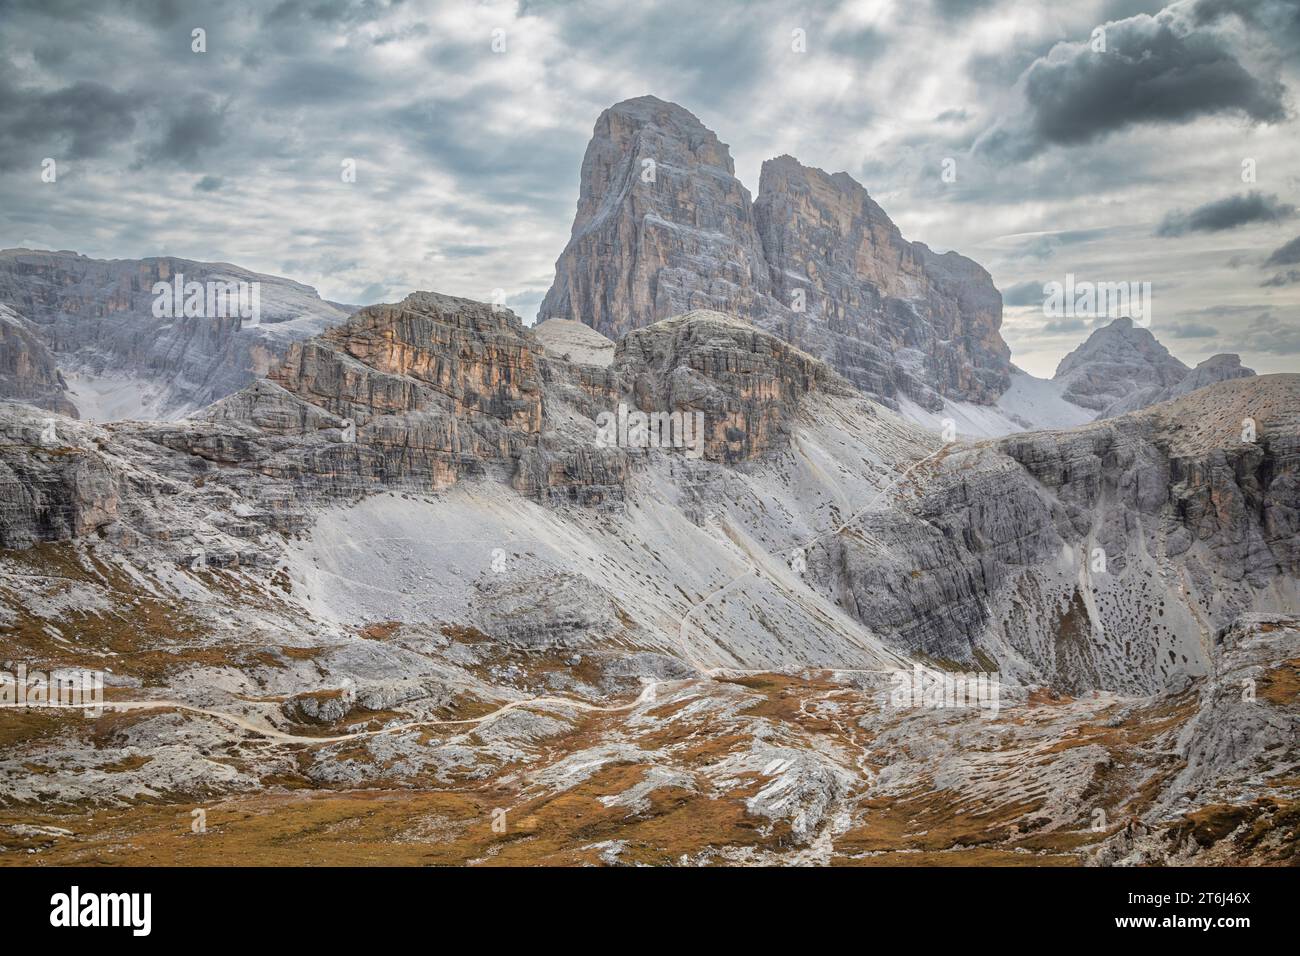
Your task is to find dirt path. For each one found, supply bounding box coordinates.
[0,681,666,747]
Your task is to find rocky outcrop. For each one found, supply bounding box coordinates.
[1,296,1294,700]
[0,304,77,417]
[540,96,1012,411]
[0,248,353,420]
[538,97,773,340]
[615,310,852,463]
[752,155,1010,406]
[0,293,862,552]
[1053,317,1190,412]
[1101,352,1256,417]
[821,448,1059,663]
[192,291,627,507]
[808,373,1300,693]
[0,408,122,548]
[1091,614,1300,866]
[988,375,1299,689]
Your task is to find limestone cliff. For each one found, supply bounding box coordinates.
[0,304,77,417]
[1,296,1293,700]
[753,154,1009,406]
[540,96,1013,410]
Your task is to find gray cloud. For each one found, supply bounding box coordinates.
[1043,316,1098,334]
[263,0,402,27]
[1193,0,1300,52]
[530,1,773,114]
[934,108,972,123]
[1264,234,1300,266]
[0,0,1296,378]
[1001,228,1118,261]
[434,244,495,259]
[0,80,139,170]
[1170,320,1220,337]
[388,91,583,210]
[979,8,1288,159]
[1157,191,1297,236]
[932,0,999,17]
[140,94,228,169]
[1000,280,1045,306]
[1242,311,1300,352]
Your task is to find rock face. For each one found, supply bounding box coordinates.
[2,294,1294,697]
[1,297,1296,864]
[538,97,773,340]
[1101,352,1256,417]
[986,375,1300,691]
[0,295,846,551]
[1092,613,1300,866]
[0,304,77,417]
[0,410,122,546]
[802,373,1298,694]
[540,96,1012,411]
[752,155,1009,406]
[0,248,353,420]
[1053,317,1190,412]
[0,273,849,525]
[615,310,852,463]
[192,291,628,509]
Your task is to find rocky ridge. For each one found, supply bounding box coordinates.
[0,248,353,421]
[1101,351,1257,418]
[0,303,77,418]
[2,294,1294,684]
[0,295,1295,863]
[539,96,1012,412]
[1050,316,1259,421]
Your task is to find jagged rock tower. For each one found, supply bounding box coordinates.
[540,95,1012,410]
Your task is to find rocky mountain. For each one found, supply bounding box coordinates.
[1052,317,1189,411]
[0,303,77,418]
[1102,352,1257,417]
[1051,317,1259,420]
[1,294,1295,863]
[537,97,772,340]
[539,96,1012,412]
[0,248,354,421]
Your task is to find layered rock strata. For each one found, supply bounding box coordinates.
[540,96,1012,411]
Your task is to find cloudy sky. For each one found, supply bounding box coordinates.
[2,0,1298,377]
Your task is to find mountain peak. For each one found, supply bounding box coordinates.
[540,98,1012,410]
[606,94,700,121]
[1052,317,1234,415]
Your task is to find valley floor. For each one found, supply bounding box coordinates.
[3,652,1296,866]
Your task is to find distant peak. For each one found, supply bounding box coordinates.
[604,95,706,127]
[1198,352,1245,368]
[611,93,674,109]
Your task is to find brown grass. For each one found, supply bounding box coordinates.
[1259,659,1300,707]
